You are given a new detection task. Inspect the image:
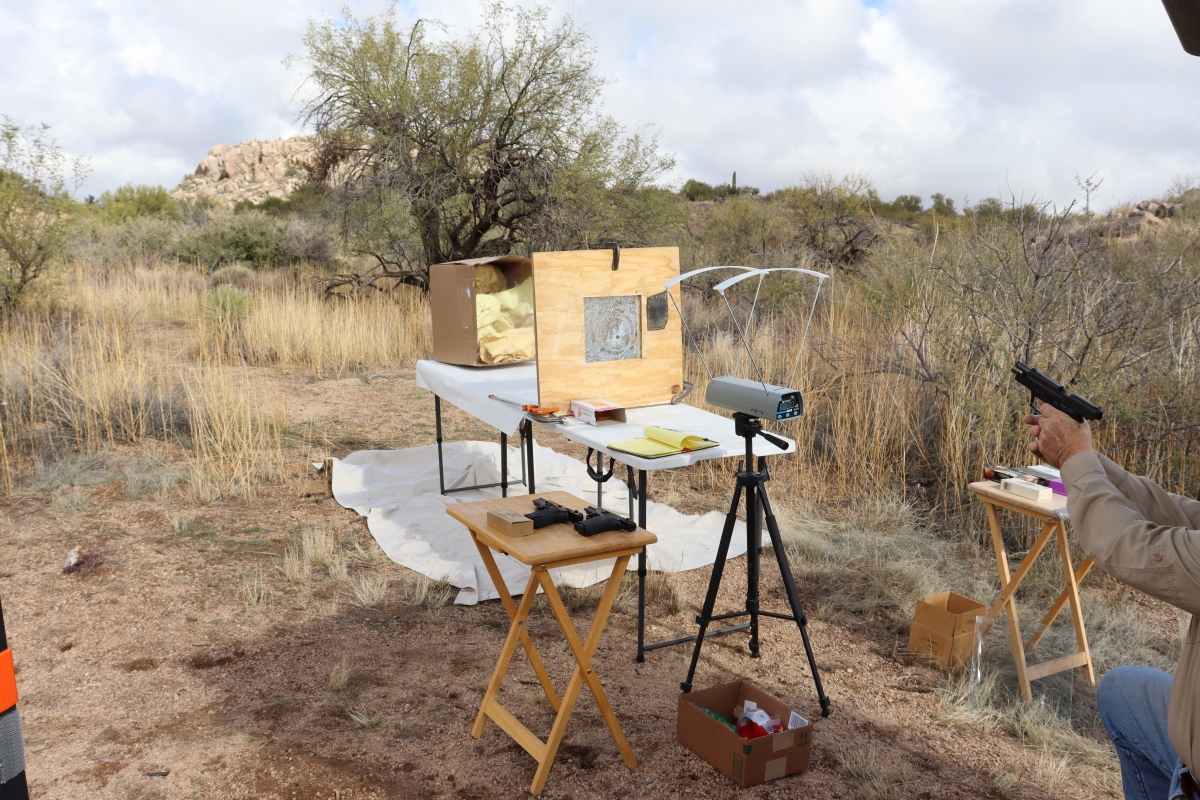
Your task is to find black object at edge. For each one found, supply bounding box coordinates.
[1163,0,1200,56]
[0,597,7,651]
[600,242,621,270]
[0,771,28,800]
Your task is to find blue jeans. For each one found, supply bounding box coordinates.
[1097,665,1190,800]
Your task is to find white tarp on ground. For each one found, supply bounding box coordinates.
[328,440,745,605]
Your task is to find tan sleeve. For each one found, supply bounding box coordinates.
[1062,451,1200,616]
[1094,453,1200,529]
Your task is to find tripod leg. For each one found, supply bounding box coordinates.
[746,478,761,659]
[760,487,832,717]
[681,481,744,694]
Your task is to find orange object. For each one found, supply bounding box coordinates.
[0,648,17,713]
[487,395,559,417]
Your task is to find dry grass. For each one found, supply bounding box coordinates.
[235,287,432,378]
[328,657,351,693]
[50,486,95,513]
[243,570,268,607]
[170,515,196,535]
[301,527,336,568]
[937,672,1120,795]
[282,546,310,583]
[774,496,987,629]
[183,365,282,503]
[347,703,383,730]
[400,574,452,610]
[351,575,390,609]
[831,741,914,800]
[327,556,349,582]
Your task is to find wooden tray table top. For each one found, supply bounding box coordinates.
[446,491,657,566]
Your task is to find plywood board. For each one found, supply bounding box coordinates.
[532,247,682,410]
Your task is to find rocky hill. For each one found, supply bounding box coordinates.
[172,136,314,209]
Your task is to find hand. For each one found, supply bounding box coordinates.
[1023,403,1094,468]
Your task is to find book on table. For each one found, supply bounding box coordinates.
[607,426,719,459]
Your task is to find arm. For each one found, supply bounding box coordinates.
[1063,451,1200,616]
[1027,404,1200,615]
[1094,453,1200,530]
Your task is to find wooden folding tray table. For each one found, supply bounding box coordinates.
[446,491,657,796]
[968,481,1096,702]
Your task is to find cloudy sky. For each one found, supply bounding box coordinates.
[2,0,1197,209]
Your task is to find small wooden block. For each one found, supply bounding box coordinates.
[1001,478,1052,502]
[487,508,535,537]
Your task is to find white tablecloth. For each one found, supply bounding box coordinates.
[414,359,796,470]
[415,360,535,437]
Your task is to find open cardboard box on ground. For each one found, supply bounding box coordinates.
[430,255,534,367]
[907,591,987,672]
[677,680,812,787]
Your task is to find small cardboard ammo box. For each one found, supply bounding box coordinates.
[569,398,627,426]
[677,680,812,787]
[430,255,534,367]
[486,508,535,537]
[908,591,987,672]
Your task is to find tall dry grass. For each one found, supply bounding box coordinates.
[236,287,431,377]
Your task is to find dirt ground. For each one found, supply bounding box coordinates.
[0,367,1166,799]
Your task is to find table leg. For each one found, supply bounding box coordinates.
[533,555,637,795]
[526,420,536,494]
[435,395,445,495]
[985,501,1033,702]
[472,568,542,739]
[981,519,1058,625]
[500,431,508,498]
[636,469,647,663]
[1028,557,1095,650]
[1056,525,1096,685]
[470,537,560,712]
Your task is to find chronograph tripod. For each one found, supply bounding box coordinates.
[666,265,831,717]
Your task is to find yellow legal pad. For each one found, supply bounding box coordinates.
[607,427,719,459]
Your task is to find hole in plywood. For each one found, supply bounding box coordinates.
[583,296,642,362]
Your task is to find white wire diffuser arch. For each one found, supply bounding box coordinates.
[663,265,829,392]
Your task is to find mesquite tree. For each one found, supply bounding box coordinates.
[295,3,676,288]
[0,118,87,309]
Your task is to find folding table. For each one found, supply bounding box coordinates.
[447,491,657,796]
[416,359,795,661]
[968,480,1095,702]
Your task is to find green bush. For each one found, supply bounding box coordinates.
[178,211,284,269]
[201,285,253,329]
[97,184,177,223]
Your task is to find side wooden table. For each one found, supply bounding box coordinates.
[446,491,657,797]
[968,481,1096,702]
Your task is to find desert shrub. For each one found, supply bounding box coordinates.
[279,217,335,269]
[682,179,714,202]
[96,183,177,223]
[178,211,285,269]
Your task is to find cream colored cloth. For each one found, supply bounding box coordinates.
[1061,451,1200,772]
[479,327,536,364]
[476,278,535,363]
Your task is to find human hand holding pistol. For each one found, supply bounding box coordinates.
[1023,403,1094,469]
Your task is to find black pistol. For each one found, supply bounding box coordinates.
[573,507,638,537]
[1012,362,1103,424]
[525,497,584,529]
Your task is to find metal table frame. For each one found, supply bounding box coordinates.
[434,395,536,497]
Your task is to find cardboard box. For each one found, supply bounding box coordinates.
[677,680,812,787]
[430,255,533,367]
[486,508,535,537]
[569,398,627,426]
[908,591,987,672]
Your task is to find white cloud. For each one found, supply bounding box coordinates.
[2,0,1197,208]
